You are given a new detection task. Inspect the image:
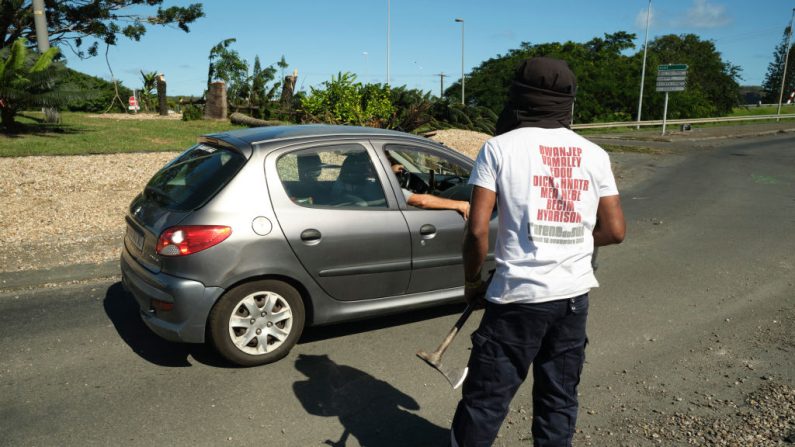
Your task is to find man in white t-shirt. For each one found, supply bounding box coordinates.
[450,57,625,447]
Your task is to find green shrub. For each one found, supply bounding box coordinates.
[62,68,131,113]
[181,104,203,121]
[299,72,395,127]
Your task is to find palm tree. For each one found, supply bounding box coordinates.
[0,39,65,131]
[140,70,158,112]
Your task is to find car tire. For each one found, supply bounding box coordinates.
[208,280,305,366]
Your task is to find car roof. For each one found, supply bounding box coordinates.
[203,124,434,149]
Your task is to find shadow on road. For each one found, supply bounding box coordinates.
[104,279,467,369]
[293,354,449,446]
[103,282,232,368]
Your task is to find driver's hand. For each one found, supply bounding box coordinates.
[458,202,470,220]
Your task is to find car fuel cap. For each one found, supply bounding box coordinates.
[252,217,273,236]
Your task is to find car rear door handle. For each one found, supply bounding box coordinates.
[419,224,436,239]
[300,229,322,243]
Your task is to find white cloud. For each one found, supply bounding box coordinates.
[634,4,654,30]
[680,0,731,28]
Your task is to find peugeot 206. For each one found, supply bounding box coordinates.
[121,125,495,366]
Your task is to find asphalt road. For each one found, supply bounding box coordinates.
[1,133,793,446]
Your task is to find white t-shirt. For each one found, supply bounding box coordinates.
[469,127,619,304]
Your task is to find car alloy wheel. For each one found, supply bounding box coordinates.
[228,290,293,355]
[209,280,305,366]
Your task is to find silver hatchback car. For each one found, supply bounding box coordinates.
[121,125,495,366]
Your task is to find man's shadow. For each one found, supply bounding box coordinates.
[293,354,449,447]
[103,282,229,367]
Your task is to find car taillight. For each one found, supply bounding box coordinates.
[157,225,232,256]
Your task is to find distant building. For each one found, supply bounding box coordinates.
[739,86,763,105]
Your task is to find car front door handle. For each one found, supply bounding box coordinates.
[419,224,436,239]
[300,229,322,243]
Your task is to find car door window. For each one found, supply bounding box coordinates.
[384,145,472,202]
[277,145,388,208]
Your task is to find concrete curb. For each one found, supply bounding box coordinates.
[0,260,119,292]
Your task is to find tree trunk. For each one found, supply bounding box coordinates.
[1,106,17,132]
[157,74,168,116]
[204,82,227,119]
[280,69,298,107]
[229,112,287,127]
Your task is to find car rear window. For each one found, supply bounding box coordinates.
[144,143,246,211]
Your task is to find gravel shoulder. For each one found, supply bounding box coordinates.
[0,151,179,272]
[0,129,681,274]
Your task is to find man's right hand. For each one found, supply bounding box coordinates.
[464,277,489,309]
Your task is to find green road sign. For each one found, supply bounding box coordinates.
[658,64,688,71]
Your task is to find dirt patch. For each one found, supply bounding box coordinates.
[146,137,176,145]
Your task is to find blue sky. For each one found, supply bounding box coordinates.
[64,0,793,97]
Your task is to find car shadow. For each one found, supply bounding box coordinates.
[299,301,468,344]
[293,354,449,446]
[103,282,234,368]
[105,280,468,368]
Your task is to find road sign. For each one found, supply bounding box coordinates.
[657,75,687,82]
[656,85,686,92]
[128,96,139,111]
[656,63,688,93]
[656,64,689,135]
[656,80,688,86]
[658,70,688,77]
[658,64,688,71]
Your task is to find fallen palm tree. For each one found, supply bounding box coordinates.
[229,112,288,127]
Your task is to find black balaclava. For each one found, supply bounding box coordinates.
[494,57,577,135]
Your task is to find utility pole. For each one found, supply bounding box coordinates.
[32,0,59,123]
[636,0,651,129]
[32,0,50,52]
[436,72,447,97]
[455,18,465,105]
[777,8,795,121]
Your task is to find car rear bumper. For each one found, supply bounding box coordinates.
[120,248,224,343]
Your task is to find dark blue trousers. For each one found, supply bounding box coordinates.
[451,294,589,447]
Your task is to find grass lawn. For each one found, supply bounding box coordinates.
[2,108,793,157]
[0,112,243,157]
[730,104,795,116]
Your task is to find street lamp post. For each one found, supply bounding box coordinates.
[636,0,651,130]
[455,18,465,105]
[776,8,795,121]
[32,0,50,52]
[386,0,391,86]
[363,52,369,82]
